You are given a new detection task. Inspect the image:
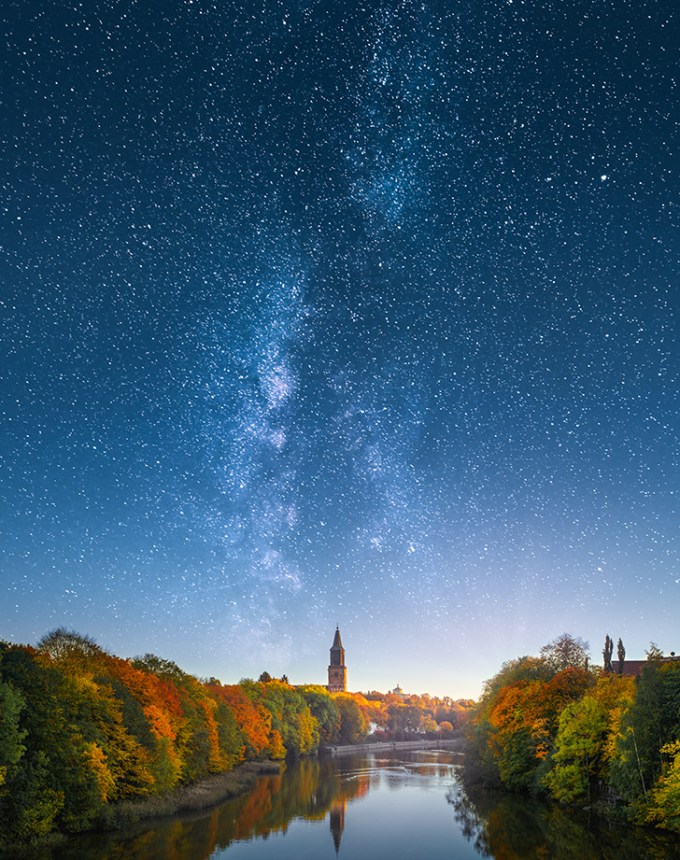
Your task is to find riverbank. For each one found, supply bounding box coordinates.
[96,760,282,832]
[0,760,282,857]
[321,736,466,756]
[0,760,283,857]
[100,740,464,827]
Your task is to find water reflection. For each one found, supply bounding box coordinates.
[449,777,680,860]
[329,798,345,854]
[44,756,372,860]
[13,752,680,859]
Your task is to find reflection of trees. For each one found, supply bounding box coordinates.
[204,758,369,853]
[48,758,370,860]
[448,777,680,860]
[446,781,491,857]
[45,755,680,860]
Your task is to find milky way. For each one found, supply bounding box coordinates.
[1,0,678,696]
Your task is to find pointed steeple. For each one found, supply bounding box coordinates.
[327,626,347,692]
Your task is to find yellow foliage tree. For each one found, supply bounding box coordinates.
[646,740,680,833]
[82,743,115,804]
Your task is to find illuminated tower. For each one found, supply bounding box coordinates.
[327,626,347,692]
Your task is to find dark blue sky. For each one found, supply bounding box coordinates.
[1,0,678,696]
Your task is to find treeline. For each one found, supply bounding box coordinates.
[465,633,680,834]
[362,689,473,738]
[0,629,469,847]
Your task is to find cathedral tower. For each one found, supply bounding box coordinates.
[327,626,347,692]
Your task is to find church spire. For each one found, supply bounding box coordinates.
[331,625,343,651]
[327,626,347,692]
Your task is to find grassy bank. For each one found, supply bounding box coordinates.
[96,760,281,832]
[0,761,282,857]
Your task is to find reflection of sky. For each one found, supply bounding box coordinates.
[1,1,678,697]
[331,753,476,859]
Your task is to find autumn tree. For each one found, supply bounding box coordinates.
[540,634,589,672]
[646,740,680,833]
[467,647,592,792]
[423,717,439,735]
[132,653,186,680]
[242,679,319,758]
[37,628,104,665]
[465,656,551,787]
[465,639,680,833]
[209,683,269,760]
[104,656,183,792]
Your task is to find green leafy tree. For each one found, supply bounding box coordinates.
[0,645,100,839]
[0,678,26,788]
[387,703,423,736]
[610,660,680,808]
[544,696,608,803]
[646,642,664,661]
[215,702,245,768]
[495,727,537,791]
[103,675,156,753]
[299,685,340,742]
[467,652,591,794]
[131,653,186,680]
[336,695,369,744]
[0,751,64,843]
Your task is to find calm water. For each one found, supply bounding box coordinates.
[11,749,680,859]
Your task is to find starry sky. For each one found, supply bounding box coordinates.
[1,0,678,699]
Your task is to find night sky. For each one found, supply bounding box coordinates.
[1,0,678,698]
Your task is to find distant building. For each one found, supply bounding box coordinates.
[617,654,679,677]
[617,660,649,677]
[327,626,347,692]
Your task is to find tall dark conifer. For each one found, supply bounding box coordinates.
[603,634,614,673]
[617,638,626,674]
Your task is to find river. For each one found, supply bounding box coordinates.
[9,749,680,859]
